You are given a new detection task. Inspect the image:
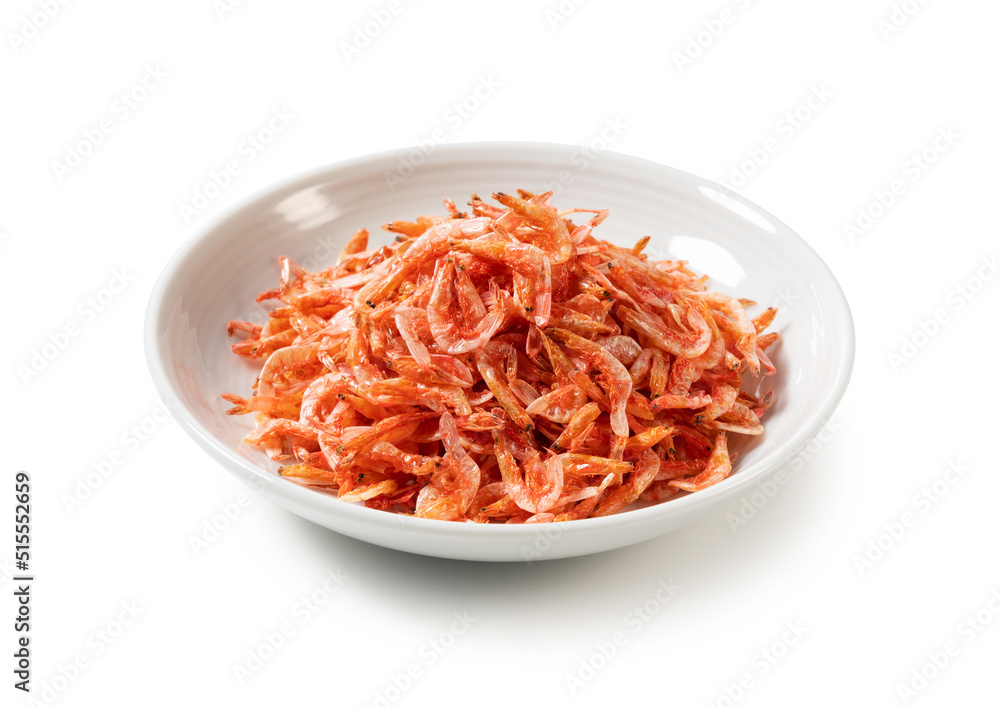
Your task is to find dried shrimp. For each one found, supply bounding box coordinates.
[223,190,779,523]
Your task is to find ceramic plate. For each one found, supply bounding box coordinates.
[145,142,854,562]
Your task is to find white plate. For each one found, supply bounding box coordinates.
[145,142,854,562]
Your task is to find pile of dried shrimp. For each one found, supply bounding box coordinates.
[223,190,779,523]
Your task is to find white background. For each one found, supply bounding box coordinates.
[3,0,999,705]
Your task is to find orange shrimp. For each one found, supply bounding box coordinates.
[598,335,642,366]
[386,354,475,388]
[475,342,533,432]
[551,402,602,452]
[427,258,507,354]
[256,342,324,397]
[493,191,572,264]
[693,291,759,373]
[370,441,439,476]
[337,228,369,264]
[524,384,588,424]
[668,432,732,492]
[591,449,660,517]
[546,328,632,438]
[621,306,712,359]
[414,413,481,520]
[353,216,492,313]
[225,189,779,523]
[493,430,563,513]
